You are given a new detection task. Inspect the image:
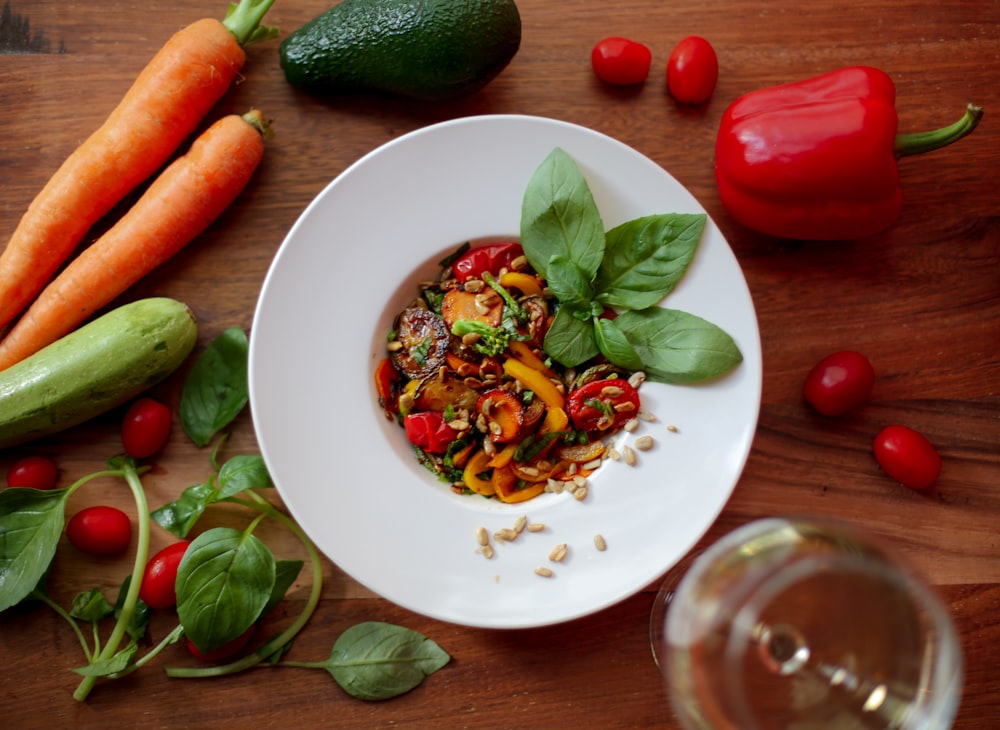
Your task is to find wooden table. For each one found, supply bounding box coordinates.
[2,1,998,727]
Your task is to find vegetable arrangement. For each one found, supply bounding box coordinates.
[0,110,271,370]
[0,329,450,702]
[0,0,277,335]
[376,148,741,501]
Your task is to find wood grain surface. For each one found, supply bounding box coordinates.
[1,0,998,727]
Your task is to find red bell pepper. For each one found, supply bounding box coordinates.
[715,66,982,240]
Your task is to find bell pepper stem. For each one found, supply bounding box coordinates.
[894,103,983,159]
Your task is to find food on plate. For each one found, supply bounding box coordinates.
[666,35,718,104]
[802,350,875,416]
[873,424,942,492]
[591,37,652,86]
[0,0,277,332]
[279,0,521,101]
[376,240,645,503]
[0,298,197,449]
[66,505,133,555]
[715,66,983,240]
[0,111,268,371]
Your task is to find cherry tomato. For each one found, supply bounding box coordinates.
[66,506,132,555]
[666,36,719,104]
[802,350,875,416]
[404,412,462,454]
[873,425,942,492]
[591,36,652,86]
[121,397,172,458]
[6,455,58,489]
[139,541,191,609]
[451,242,524,283]
[186,624,255,662]
[566,378,641,433]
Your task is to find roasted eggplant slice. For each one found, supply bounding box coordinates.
[390,307,450,379]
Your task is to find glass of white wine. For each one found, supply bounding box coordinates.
[649,517,963,729]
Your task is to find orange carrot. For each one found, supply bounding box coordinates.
[0,110,270,371]
[0,0,276,332]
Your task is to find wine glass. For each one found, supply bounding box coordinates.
[649,517,963,729]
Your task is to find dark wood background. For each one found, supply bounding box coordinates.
[1,0,998,726]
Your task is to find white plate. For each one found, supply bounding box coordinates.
[249,115,761,629]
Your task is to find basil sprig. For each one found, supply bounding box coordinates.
[521,148,742,383]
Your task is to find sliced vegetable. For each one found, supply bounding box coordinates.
[462,449,496,496]
[390,307,450,379]
[566,377,640,432]
[477,389,523,443]
[441,289,503,330]
[503,358,565,410]
[451,242,523,282]
[403,412,461,454]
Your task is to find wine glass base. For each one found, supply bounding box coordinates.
[648,550,702,670]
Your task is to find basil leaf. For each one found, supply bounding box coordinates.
[593,317,644,371]
[151,482,219,538]
[545,255,594,309]
[217,454,273,498]
[594,214,706,310]
[615,308,743,383]
[543,306,599,367]
[324,621,451,701]
[176,527,276,653]
[0,487,69,612]
[180,327,249,447]
[73,643,138,677]
[521,147,605,281]
[263,560,304,617]
[71,587,115,622]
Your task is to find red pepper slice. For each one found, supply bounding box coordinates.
[403,412,461,454]
[451,242,524,283]
[715,66,982,240]
[374,357,401,415]
[566,378,640,433]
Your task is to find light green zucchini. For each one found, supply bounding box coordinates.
[0,297,197,449]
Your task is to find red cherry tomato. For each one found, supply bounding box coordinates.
[566,378,641,433]
[186,624,255,662]
[803,350,875,416]
[139,541,191,609]
[591,36,652,86]
[6,455,58,489]
[403,412,461,454]
[66,506,132,555]
[451,242,524,283]
[873,425,942,492]
[666,36,719,104]
[121,397,172,458]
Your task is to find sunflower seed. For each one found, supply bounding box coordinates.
[513,514,528,533]
[623,418,640,433]
[534,567,554,578]
[622,445,637,466]
[549,543,568,562]
[593,534,607,551]
[476,526,489,546]
[634,435,655,451]
[628,371,647,389]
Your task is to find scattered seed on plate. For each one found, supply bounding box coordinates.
[593,534,607,551]
[476,526,489,546]
[549,543,568,562]
[527,522,545,532]
[622,444,637,466]
[667,424,679,433]
[628,371,646,389]
[638,408,658,423]
[479,544,494,559]
[607,446,621,461]
[574,485,588,501]
[534,567,554,578]
[623,418,639,433]
[513,514,528,533]
[634,435,655,451]
[494,527,518,543]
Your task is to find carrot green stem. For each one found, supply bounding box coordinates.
[894,103,983,159]
[223,0,279,46]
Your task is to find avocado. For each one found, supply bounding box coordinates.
[279,0,521,102]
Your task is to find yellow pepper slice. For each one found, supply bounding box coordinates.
[503,358,565,410]
[499,271,544,298]
[463,449,496,496]
[539,406,569,435]
[488,442,519,469]
[509,340,557,377]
